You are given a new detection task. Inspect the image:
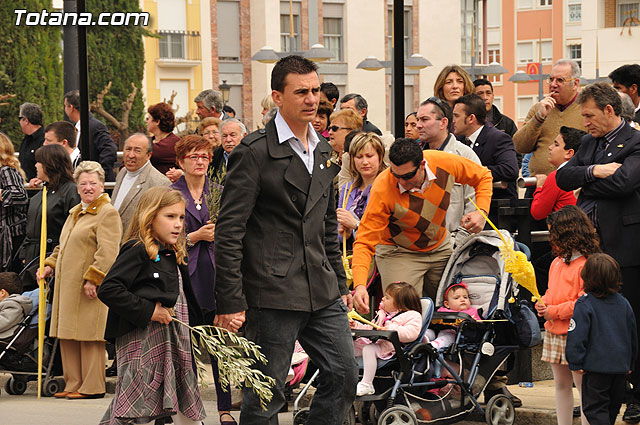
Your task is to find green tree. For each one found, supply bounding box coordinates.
[87,0,147,145]
[0,0,63,145]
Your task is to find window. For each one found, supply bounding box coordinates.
[541,40,552,63]
[568,3,581,22]
[487,46,501,83]
[487,0,500,27]
[159,31,185,59]
[539,0,552,6]
[517,97,535,120]
[618,1,639,27]
[493,97,503,111]
[323,18,343,61]
[280,14,300,52]
[568,44,582,69]
[461,0,479,65]
[386,8,411,60]
[518,0,532,9]
[218,1,241,60]
[517,42,533,64]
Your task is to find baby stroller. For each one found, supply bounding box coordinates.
[349,230,539,425]
[0,257,63,397]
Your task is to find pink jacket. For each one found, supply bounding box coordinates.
[353,309,423,359]
[437,306,482,321]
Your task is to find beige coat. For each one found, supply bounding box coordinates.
[46,194,122,341]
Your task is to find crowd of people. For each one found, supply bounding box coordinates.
[0,55,639,425]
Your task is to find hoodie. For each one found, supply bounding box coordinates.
[0,294,33,339]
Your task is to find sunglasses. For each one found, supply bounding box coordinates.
[426,96,447,116]
[546,77,577,85]
[390,164,420,180]
[328,125,353,132]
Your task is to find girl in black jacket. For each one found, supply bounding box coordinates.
[98,186,206,425]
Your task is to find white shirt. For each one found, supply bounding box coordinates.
[74,121,81,147]
[113,161,149,210]
[274,112,319,175]
[467,125,484,147]
[70,147,81,167]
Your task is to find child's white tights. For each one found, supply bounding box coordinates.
[551,363,589,425]
[360,344,378,384]
[426,329,455,349]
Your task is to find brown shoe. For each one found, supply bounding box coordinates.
[66,391,105,399]
[54,391,70,398]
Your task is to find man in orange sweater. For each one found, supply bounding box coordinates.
[352,138,493,312]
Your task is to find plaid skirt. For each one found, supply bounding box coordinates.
[541,332,568,365]
[100,269,205,425]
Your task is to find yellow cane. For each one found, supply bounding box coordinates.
[37,186,47,399]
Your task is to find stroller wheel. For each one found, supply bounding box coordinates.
[343,406,356,425]
[293,408,310,425]
[485,394,515,425]
[377,405,417,425]
[5,377,28,395]
[356,401,378,425]
[42,378,62,397]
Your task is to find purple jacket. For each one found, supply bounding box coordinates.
[171,177,217,311]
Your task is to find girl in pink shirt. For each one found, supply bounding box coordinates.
[350,281,423,396]
[426,282,481,349]
[535,205,600,425]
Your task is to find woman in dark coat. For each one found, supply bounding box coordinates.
[19,145,79,288]
[170,134,236,425]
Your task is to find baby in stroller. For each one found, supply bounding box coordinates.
[426,282,481,350]
[0,272,32,343]
[350,281,424,396]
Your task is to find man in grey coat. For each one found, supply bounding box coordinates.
[214,55,357,425]
[111,133,170,237]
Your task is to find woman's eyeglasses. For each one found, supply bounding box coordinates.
[183,154,211,162]
[328,125,353,132]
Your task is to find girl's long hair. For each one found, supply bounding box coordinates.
[124,186,187,265]
[547,205,600,263]
[0,132,26,180]
[386,281,422,314]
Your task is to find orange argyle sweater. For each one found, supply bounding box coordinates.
[352,150,493,287]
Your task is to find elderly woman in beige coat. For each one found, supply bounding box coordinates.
[38,161,122,399]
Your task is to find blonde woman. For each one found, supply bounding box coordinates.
[337,133,386,249]
[328,108,363,162]
[38,161,122,399]
[0,132,27,271]
[433,65,474,107]
[198,116,222,150]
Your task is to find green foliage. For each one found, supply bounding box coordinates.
[173,318,276,410]
[0,0,63,145]
[87,0,148,141]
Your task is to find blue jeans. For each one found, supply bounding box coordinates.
[240,299,358,425]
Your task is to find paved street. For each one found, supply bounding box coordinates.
[0,374,294,425]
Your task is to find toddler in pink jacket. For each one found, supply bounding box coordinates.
[427,282,481,349]
[351,281,423,396]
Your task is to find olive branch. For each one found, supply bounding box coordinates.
[204,167,226,224]
[172,318,276,410]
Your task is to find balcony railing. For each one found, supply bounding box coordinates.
[157,30,201,62]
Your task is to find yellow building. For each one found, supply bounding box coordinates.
[141,0,213,128]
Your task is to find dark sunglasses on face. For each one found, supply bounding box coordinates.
[328,125,353,132]
[390,164,420,180]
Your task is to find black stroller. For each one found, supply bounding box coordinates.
[349,230,540,425]
[0,257,64,397]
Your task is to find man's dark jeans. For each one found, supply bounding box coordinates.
[240,299,358,425]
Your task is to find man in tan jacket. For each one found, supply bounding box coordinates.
[111,133,171,238]
[513,59,585,185]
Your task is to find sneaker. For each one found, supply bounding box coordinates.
[356,382,375,396]
[624,403,640,424]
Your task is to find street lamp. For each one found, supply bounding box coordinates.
[404,54,432,70]
[251,46,280,64]
[356,56,385,71]
[303,44,335,62]
[219,80,231,106]
[508,70,532,83]
[484,62,508,76]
